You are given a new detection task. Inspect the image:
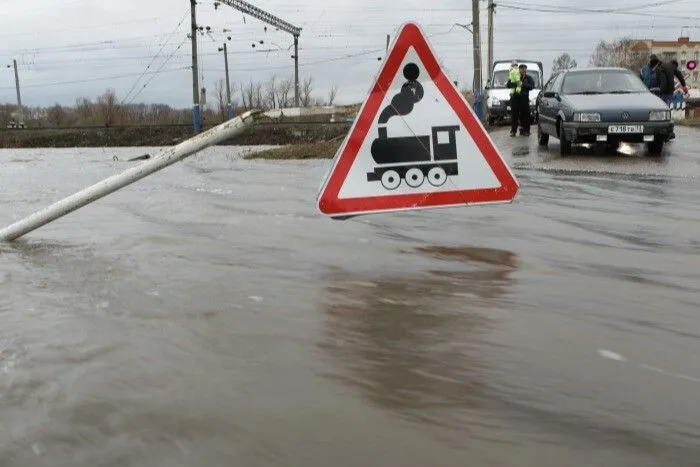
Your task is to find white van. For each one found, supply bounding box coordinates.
[485,60,543,126]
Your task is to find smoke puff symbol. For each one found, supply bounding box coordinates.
[377,63,424,125]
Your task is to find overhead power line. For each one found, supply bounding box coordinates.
[0,67,188,91]
[0,14,186,38]
[213,0,302,105]
[126,38,190,104]
[2,1,695,106]
[500,0,690,12]
[121,9,190,104]
[497,2,700,20]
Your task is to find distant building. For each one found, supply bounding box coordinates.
[628,36,700,89]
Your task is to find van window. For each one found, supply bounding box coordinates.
[491,69,541,88]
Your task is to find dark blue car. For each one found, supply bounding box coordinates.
[536,67,674,156]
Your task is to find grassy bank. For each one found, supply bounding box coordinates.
[244,137,345,160]
[244,122,500,160]
[0,122,351,149]
[676,118,700,127]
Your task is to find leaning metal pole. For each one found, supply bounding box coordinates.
[0,105,356,242]
[0,111,263,241]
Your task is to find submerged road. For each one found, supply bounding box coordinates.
[0,125,699,466]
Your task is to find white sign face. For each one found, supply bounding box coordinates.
[337,48,502,200]
[316,21,519,218]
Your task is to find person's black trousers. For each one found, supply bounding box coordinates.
[518,97,530,135]
[510,95,530,135]
[510,95,520,135]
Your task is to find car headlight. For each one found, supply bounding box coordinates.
[573,112,601,122]
[649,110,670,121]
[490,98,500,106]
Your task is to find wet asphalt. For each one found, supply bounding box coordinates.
[0,124,699,466]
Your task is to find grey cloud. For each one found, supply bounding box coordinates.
[1,0,696,107]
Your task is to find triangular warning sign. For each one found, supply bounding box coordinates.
[316,21,519,218]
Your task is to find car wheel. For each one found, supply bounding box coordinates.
[558,124,572,156]
[538,125,549,147]
[647,139,663,156]
[488,116,495,126]
[606,141,619,154]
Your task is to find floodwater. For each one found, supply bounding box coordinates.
[1,126,699,466]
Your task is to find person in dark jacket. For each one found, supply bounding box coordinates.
[641,54,666,91]
[659,59,688,140]
[660,59,688,103]
[506,64,535,136]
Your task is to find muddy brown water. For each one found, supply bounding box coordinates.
[1,126,699,466]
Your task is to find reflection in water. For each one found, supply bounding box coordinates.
[533,169,672,207]
[512,145,531,158]
[317,246,518,428]
[1,240,127,289]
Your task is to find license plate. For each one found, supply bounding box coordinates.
[608,125,643,133]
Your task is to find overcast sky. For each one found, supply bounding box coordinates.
[1,0,697,109]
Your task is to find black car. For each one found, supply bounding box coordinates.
[535,67,674,156]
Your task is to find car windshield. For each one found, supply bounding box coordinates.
[560,70,649,94]
[491,69,541,88]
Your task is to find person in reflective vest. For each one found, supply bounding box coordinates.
[509,62,521,95]
[506,64,535,137]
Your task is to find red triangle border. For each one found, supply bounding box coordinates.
[316,22,519,217]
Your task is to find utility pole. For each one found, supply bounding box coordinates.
[218,43,233,119]
[224,42,232,119]
[471,0,483,121]
[293,35,299,106]
[11,59,24,127]
[486,0,495,124]
[190,0,202,132]
[487,0,494,79]
[213,0,301,106]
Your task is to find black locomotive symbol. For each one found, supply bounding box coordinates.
[366,62,460,190]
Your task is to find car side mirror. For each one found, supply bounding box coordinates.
[543,91,561,100]
[649,87,661,95]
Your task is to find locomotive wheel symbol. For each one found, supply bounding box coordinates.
[427,167,447,187]
[381,170,401,190]
[405,167,424,188]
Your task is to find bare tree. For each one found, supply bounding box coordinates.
[238,82,249,109]
[301,76,314,106]
[589,40,617,67]
[97,88,118,126]
[74,96,93,124]
[254,81,265,109]
[265,74,278,109]
[588,38,646,71]
[214,79,227,119]
[552,53,577,72]
[327,84,338,105]
[616,39,648,71]
[46,104,66,126]
[0,72,358,128]
[240,80,256,110]
[276,77,293,108]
